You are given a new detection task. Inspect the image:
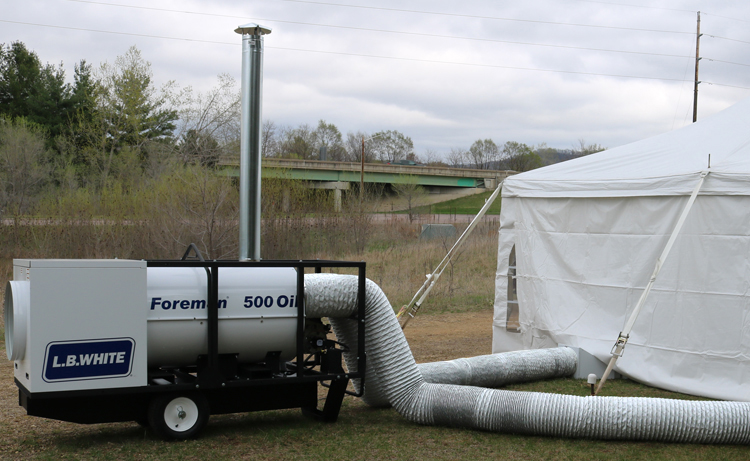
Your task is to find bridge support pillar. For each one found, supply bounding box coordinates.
[309,181,350,212]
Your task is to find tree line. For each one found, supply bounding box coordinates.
[445,139,605,171]
[262,123,605,170]
[0,41,604,217]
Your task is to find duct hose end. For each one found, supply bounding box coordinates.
[4,281,29,361]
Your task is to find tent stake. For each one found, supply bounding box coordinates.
[595,171,709,394]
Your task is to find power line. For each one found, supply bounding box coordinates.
[702,81,750,90]
[269,0,694,34]
[62,0,692,59]
[569,3,750,25]
[66,0,235,19]
[573,0,695,13]
[671,34,696,130]
[0,18,693,84]
[704,58,750,68]
[263,18,693,58]
[0,19,237,45]
[67,0,750,40]
[563,2,750,27]
[268,43,694,83]
[6,18,750,90]
[703,12,750,24]
[705,34,750,45]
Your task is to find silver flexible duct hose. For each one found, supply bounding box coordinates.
[418,349,576,387]
[305,274,750,444]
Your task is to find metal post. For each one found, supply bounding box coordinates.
[236,24,272,261]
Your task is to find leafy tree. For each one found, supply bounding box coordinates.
[534,142,560,166]
[99,46,177,149]
[314,120,345,160]
[0,41,92,142]
[575,139,606,156]
[371,130,413,163]
[468,139,499,169]
[71,60,97,118]
[501,141,531,158]
[74,46,179,188]
[25,62,71,140]
[278,124,316,159]
[501,141,542,172]
[285,134,315,159]
[59,60,100,165]
[0,42,44,120]
[0,118,49,215]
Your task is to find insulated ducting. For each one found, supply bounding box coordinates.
[418,348,576,388]
[305,274,750,444]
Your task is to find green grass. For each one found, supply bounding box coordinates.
[416,190,501,215]
[4,381,749,460]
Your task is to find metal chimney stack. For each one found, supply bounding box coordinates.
[235,23,271,261]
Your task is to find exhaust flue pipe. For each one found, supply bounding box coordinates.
[236,23,271,261]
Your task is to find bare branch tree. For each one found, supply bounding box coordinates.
[447,147,467,168]
[392,175,426,223]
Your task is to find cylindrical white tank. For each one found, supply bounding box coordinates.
[4,266,300,367]
[146,267,299,367]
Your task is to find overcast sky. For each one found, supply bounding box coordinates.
[3,0,750,158]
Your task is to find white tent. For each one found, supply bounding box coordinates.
[493,97,750,401]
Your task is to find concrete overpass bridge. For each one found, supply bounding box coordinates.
[244,157,513,188]
[219,157,514,205]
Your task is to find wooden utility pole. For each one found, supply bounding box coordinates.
[693,11,702,123]
[360,136,365,203]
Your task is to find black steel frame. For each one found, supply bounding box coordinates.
[16,257,367,427]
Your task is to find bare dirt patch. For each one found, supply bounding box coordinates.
[403,310,493,363]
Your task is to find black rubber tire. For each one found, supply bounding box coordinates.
[147,393,210,440]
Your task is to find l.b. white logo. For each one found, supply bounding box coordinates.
[43,338,135,382]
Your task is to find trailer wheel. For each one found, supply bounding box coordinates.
[148,393,209,440]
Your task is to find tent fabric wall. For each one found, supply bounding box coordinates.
[493,97,750,401]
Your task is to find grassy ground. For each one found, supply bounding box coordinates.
[2,339,749,460]
[5,400,748,461]
[414,190,501,215]
[3,309,750,461]
[1,222,749,458]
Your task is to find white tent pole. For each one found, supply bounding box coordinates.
[595,171,708,395]
[397,180,505,329]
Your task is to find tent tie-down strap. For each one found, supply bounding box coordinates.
[397,180,504,330]
[595,170,709,395]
